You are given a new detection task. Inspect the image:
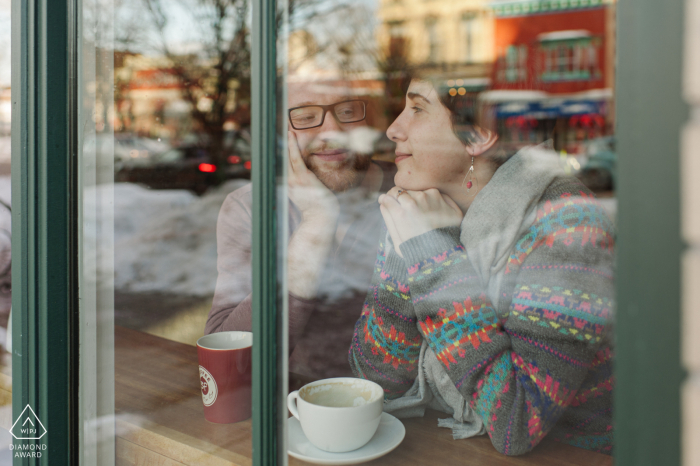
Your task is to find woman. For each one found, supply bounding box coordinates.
[349,79,614,456]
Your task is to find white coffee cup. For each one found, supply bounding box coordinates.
[287,377,384,452]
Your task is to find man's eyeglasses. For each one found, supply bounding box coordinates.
[288,100,367,130]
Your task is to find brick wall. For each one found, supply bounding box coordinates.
[682,0,700,463]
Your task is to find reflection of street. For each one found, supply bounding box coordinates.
[107,180,248,344]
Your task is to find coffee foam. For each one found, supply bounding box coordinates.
[301,380,382,408]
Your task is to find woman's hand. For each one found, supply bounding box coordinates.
[378,186,463,256]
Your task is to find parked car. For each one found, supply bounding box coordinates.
[115,131,251,194]
[224,128,252,179]
[114,133,170,170]
[576,136,616,192]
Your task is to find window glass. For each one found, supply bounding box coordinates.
[283,0,615,463]
[79,0,261,463]
[76,0,618,462]
[0,0,12,460]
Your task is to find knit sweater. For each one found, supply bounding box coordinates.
[349,173,614,456]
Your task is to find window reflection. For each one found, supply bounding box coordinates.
[111,0,253,343]
[103,0,617,462]
[278,0,615,461]
[104,0,258,463]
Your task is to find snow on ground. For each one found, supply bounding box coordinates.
[110,180,250,296]
[0,167,620,299]
[90,181,621,299]
[108,180,383,300]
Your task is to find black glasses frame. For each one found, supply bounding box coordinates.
[288,99,367,130]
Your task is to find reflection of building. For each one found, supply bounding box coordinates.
[378,0,495,81]
[483,0,616,153]
[376,0,496,127]
[289,30,323,78]
[114,52,190,139]
[287,28,391,132]
[114,53,245,140]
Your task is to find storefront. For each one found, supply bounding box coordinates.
[481,89,611,150]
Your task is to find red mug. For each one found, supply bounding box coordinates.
[196,331,253,423]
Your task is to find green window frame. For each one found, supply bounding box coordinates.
[8,0,686,465]
[614,0,686,464]
[11,0,78,463]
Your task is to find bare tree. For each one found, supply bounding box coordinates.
[140,0,251,179]
[135,0,339,182]
[298,3,412,122]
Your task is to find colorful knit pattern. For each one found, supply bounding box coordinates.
[350,177,615,456]
[361,302,421,370]
[379,272,412,301]
[350,326,416,399]
[419,295,502,369]
[374,240,387,273]
[511,352,577,408]
[510,284,612,345]
[350,236,424,400]
[406,244,468,282]
[469,352,511,431]
[506,193,614,274]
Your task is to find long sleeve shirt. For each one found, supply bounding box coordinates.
[206,162,395,379]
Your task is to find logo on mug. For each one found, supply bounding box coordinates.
[199,365,218,406]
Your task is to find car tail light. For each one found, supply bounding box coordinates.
[199,163,217,173]
[244,161,252,170]
[228,155,241,164]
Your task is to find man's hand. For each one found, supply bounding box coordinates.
[378,187,463,257]
[288,132,339,222]
[286,131,339,299]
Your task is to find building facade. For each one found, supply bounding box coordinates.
[377,0,495,81]
[483,0,616,154]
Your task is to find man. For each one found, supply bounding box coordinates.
[205,82,395,379]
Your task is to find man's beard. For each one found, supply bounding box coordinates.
[304,152,372,192]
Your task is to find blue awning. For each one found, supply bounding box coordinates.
[496,99,606,118]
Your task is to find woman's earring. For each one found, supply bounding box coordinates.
[462,157,478,195]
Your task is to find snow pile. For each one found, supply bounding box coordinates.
[10,171,621,300]
[113,183,197,241]
[90,180,248,296]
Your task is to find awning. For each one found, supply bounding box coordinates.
[485,89,612,118]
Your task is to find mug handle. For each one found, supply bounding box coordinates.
[287,390,301,420]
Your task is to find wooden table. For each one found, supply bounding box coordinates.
[115,326,613,466]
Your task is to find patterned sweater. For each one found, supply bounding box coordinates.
[349,176,614,456]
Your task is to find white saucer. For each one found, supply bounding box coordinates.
[287,412,406,465]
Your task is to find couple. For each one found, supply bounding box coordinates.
[206,79,614,456]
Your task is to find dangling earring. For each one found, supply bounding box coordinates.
[462,156,478,195]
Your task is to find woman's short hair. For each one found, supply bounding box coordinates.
[436,90,478,146]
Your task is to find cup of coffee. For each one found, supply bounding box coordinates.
[197,331,253,424]
[287,377,384,452]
